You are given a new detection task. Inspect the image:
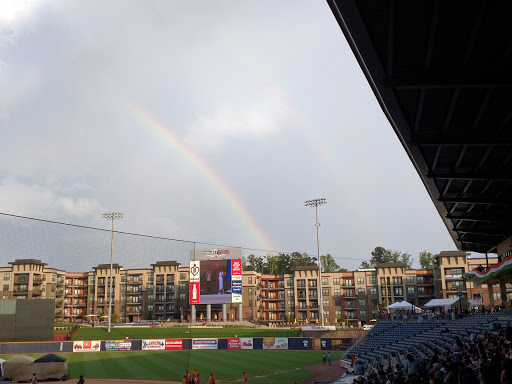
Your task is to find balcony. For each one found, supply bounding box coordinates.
[342,294,355,298]
[14,276,29,284]
[13,288,28,295]
[33,277,43,285]
[32,288,42,296]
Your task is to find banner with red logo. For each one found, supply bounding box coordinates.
[227,338,241,349]
[165,339,183,350]
[240,337,253,349]
[189,282,200,304]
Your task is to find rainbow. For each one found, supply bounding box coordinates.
[124,100,277,252]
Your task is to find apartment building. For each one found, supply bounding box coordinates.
[1,251,506,325]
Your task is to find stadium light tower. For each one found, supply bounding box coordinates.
[304,198,327,326]
[102,212,123,333]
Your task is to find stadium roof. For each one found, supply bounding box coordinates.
[326,1,512,255]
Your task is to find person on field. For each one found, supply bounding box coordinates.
[243,371,248,384]
[327,352,332,366]
[185,370,191,384]
[182,374,188,384]
[322,352,327,366]
[208,373,215,384]
[77,375,84,384]
[194,374,201,384]
[30,373,37,384]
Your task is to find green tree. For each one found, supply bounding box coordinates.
[360,246,413,268]
[111,313,119,324]
[147,311,153,321]
[243,254,265,272]
[321,254,341,272]
[419,251,434,269]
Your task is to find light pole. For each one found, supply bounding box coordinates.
[305,198,327,326]
[102,212,123,333]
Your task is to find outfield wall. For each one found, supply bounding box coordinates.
[0,337,349,354]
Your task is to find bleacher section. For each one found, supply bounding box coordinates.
[345,313,506,374]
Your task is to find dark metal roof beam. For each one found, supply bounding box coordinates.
[383,78,512,89]
[414,89,425,135]
[455,230,511,237]
[446,215,512,224]
[412,139,512,146]
[468,89,493,136]
[440,197,512,205]
[463,2,486,66]
[431,146,442,171]
[424,0,440,72]
[442,88,460,136]
[387,0,395,77]
[428,174,512,181]
[458,240,496,247]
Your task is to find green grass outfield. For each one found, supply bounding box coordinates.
[0,350,342,383]
[71,327,299,341]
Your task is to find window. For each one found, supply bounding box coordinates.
[369,288,377,295]
[358,288,365,295]
[370,299,378,306]
[334,289,341,296]
[288,301,295,308]
[359,299,366,306]
[120,306,125,312]
[248,277,252,284]
[452,280,464,288]
[248,300,253,307]
[148,294,154,301]
[369,277,376,284]
[322,278,328,285]
[393,277,402,285]
[121,275,127,282]
[371,310,379,318]
[179,293,186,300]
[3,273,10,281]
[248,288,253,296]
[335,310,342,318]
[357,277,364,285]
[2,284,8,291]
[121,285,126,292]
[418,287,425,294]
[121,295,126,302]
[287,289,294,297]
[287,279,293,287]
[308,279,317,287]
[297,279,306,287]
[449,268,463,275]
[51,285,55,292]
[51,275,56,282]
[394,287,403,296]
[180,273,186,280]
[322,289,329,296]
[333,278,340,285]
[493,292,501,301]
[344,278,353,286]
[323,300,329,308]
[359,310,367,317]
[474,284,482,288]
[417,276,424,284]
[335,299,342,306]
[323,310,330,318]
[345,289,354,297]
[309,290,318,298]
[407,287,415,294]
[179,283,186,290]
[406,276,414,283]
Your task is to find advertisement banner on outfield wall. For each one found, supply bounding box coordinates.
[73,340,101,352]
[106,340,132,351]
[227,338,241,349]
[142,339,165,350]
[262,337,288,350]
[165,339,183,350]
[240,338,253,349]
[192,338,218,350]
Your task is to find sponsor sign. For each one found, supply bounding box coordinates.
[262,337,288,350]
[142,339,165,351]
[231,259,242,303]
[191,247,242,261]
[340,359,351,368]
[445,274,463,279]
[227,338,241,349]
[106,340,132,351]
[165,339,183,350]
[240,337,253,349]
[192,338,218,350]
[190,281,200,304]
[73,340,101,352]
[301,326,336,331]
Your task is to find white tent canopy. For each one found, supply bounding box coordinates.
[423,298,459,307]
[468,299,484,307]
[386,301,421,311]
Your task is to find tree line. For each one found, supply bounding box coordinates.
[242,247,435,275]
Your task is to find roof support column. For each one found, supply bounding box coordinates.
[500,280,508,307]
[487,283,495,308]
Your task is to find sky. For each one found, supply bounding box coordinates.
[0,0,459,272]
